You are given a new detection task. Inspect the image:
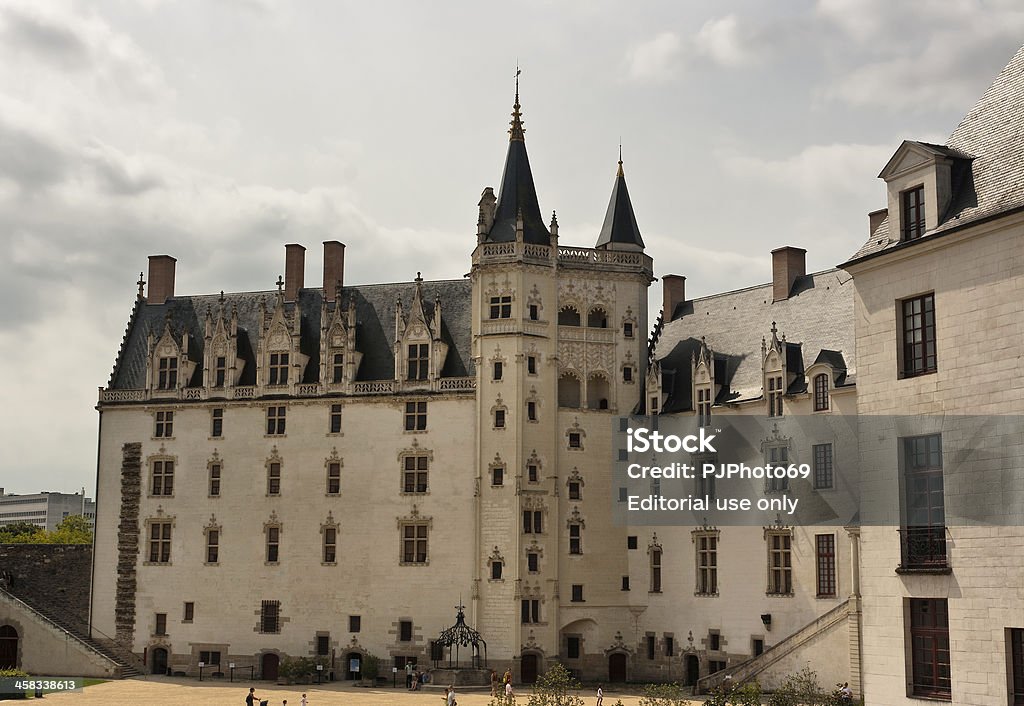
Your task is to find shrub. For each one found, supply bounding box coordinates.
[638,682,688,706]
[522,663,585,706]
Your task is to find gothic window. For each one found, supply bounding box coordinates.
[148,520,172,563]
[527,355,538,375]
[213,356,227,388]
[493,361,503,380]
[151,460,174,496]
[157,357,178,390]
[521,599,540,624]
[322,515,338,564]
[623,321,635,338]
[697,386,712,426]
[265,524,281,564]
[326,459,342,495]
[650,540,663,593]
[569,523,582,555]
[523,510,543,534]
[204,520,220,564]
[557,306,581,326]
[401,523,428,564]
[558,373,581,408]
[403,455,429,494]
[587,307,608,328]
[208,460,221,497]
[489,295,512,319]
[268,352,289,385]
[693,529,718,595]
[767,375,784,417]
[267,460,282,496]
[407,343,429,381]
[331,352,345,384]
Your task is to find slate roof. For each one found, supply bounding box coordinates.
[595,162,645,249]
[653,269,855,412]
[109,279,474,390]
[847,43,1024,263]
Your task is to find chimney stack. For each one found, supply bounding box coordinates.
[284,244,305,302]
[147,255,177,305]
[868,208,888,236]
[323,241,346,302]
[771,246,806,302]
[662,274,686,321]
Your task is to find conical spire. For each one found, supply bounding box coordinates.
[596,150,645,249]
[486,74,549,245]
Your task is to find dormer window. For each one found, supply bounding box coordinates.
[813,373,830,411]
[213,356,227,388]
[407,344,429,381]
[697,387,712,426]
[490,296,512,319]
[268,353,289,385]
[767,375,784,417]
[157,357,178,390]
[901,185,925,241]
[331,353,344,384]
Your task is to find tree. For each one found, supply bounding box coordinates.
[521,663,585,706]
[50,515,93,544]
[0,522,42,543]
[0,516,92,545]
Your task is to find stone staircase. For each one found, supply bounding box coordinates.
[0,584,144,678]
[697,598,853,694]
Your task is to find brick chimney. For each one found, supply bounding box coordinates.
[771,247,806,302]
[868,208,888,235]
[147,255,177,305]
[662,274,686,321]
[323,241,346,302]
[284,244,305,302]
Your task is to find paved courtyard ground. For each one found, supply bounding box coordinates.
[35,676,703,705]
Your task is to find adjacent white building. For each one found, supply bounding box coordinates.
[0,489,96,531]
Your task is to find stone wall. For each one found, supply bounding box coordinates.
[0,543,92,626]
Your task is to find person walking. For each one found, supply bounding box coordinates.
[245,687,260,706]
[490,669,498,697]
[300,694,308,706]
[505,679,514,699]
[406,661,414,689]
[596,684,604,705]
[446,684,458,706]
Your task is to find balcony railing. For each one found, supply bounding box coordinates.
[898,526,948,571]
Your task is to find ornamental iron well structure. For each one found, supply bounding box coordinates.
[435,601,487,670]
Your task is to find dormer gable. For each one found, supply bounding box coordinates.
[203,294,244,392]
[256,277,309,391]
[878,140,972,242]
[320,285,362,389]
[146,313,196,396]
[395,274,450,388]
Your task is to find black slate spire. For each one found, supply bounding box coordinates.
[595,150,645,250]
[487,78,550,245]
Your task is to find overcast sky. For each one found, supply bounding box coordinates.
[1,1,1022,496]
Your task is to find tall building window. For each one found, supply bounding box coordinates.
[208,463,221,497]
[211,408,224,438]
[767,375,784,417]
[528,464,539,483]
[697,387,712,426]
[622,576,630,590]
[260,600,281,633]
[399,620,413,642]
[265,526,280,563]
[268,352,289,385]
[316,636,330,657]
[568,432,582,449]
[407,344,429,380]
[527,553,539,572]
[665,635,675,657]
[695,453,717,500]
[765,445,789,492]
[571,584,584,602]
[813,443,834,490]
[529,304,539,321]
[326,461,341,495]
[520,599,540,624]
[266,406,286,435]
[151,460,174,496]
[494,408,506,428]
[901,185,925,241]
[568,481,581,500]
[650,547,662,593]
[267,462,282,496]
[349,615,361,632]
[155,613,167,636]
[183,602,194,622]
[646,635,656,660]
[404,401,427,431]
[491,560,503,580]
[766,531,793,595]
[329,404,342,434]
[623,321,634,338]
[908,598,951,700]
[527,401,537,421]
[491,465,504,486]
[901,293,937,377]
[901,434,946,569]
[623,366,634,383]
[148,521,172,563]
[527,355,537,375]
[401,523,428,563]
[213,356,227,388]
[567,636,580,658]
[205,528,219,564]
[323,527,337,563]
[157,357,178,390]
[493,361,503,380]
[403,455,428,494]
[331,353,344,384]
[1009,628,1024,705]
[154,410,173,438]
[489,296,512,319]
[815,534,836,597]
[569,524,582,555]
[813,373,829,411]
[695,532,718,595]
[523,510,542,534]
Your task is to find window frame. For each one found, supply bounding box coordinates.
[150,459,174,497]
[268,352,289,385]
[211,408,224,438]
[260,600,281,634]
[266,405,286,436]
[813,373,830,412]
[329,404,343,434]
[900,185,926,241]
[404,401,427,431]
[148,520,172,564]
[694,532,718,596]
[812,443,834,490]
[908,598,951,700]
[489,295,512,319]
[407,343,429,381]
[766,530,793,595]
[900,293,937,378]
[402,454,429,494]
[815,533,837,598]
[400,522,429,564]
[154,410,174,438]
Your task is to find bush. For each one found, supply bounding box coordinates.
[766,666,830,706]
[639,682,688,706]
[361,654,380,681]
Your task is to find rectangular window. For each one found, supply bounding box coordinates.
[407,343,429,380]
[815,534,837,597]
[696,533,718,595]
[528,465,539,483]
[650,396,659,413]
[491,561,502,580]
[901,293,937,377]
[647,635,656,660]
[491,466,504,487]
[332,352,344,384]
[205,529,219,564]
[327,462,341,494]
[767,375,784,417]
[901,185,925,241]
[909,598,951,699]
[349,615,361,633]
[404,401,427,431]
[157,357,178,390]
[901,433,946,569]
[317,635,330,656]
[151,460,174,496]
[651,548,662,593]
[323,527,337,563]
[266,526,280,563]
[489,295,512,319]
[402,523,428,563]
[155,613,167,636]
[527,356,537,375]
[752,638,764,656]
[527,401,537,421]
[149,521,172,563]
[214,356,227,388]
[494,408,506,428]
[523,510,542,534]
[1010,628,1024,706]
[527,553,539,573]
[569,524,582,555]
[666,636,675,657]
[623,322,634,338]
[567,636,580,659]
[260,600,281,633]
[697,387,711,426]
[154,410,173,438]
[568,432,582,448]
[766,445,789,492]
[520,599,540,624]
[208,463,221,497]
[211,408,224,438]
[709,632,721,651]
[813,443,834,489]
[268,352,289,385]
[568,481,581,500]
[622,576,630,591]
[399,620,412,641]
[813,373,829,411]
[767,532,793,594]
[695,453,717,501]
[267,462,281,496]
[266,406,286,435]
[403,455,428,494]
[529,304,539,321]
[329,404,342,434]
[493,361,503,380]
[627,536,638,550]
[571,584,583,602]
[623,366,633,383]
[183,602,194,622]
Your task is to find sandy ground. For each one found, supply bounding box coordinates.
[33,676,703,705]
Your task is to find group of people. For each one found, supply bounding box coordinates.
[489,668,515,699]
[405,661,432,689]
[244,687,308,706]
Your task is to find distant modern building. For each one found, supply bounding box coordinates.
[0,489,96,532]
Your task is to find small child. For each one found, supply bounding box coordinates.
[300,694,308,706]
[596,684,604,705]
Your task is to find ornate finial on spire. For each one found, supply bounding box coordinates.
[276,275,284,293]
[509,65,525,142]
[550,210,558,228]
[771,321,778,336]
[219,290,225,305]
[137,272,145,300]
[415,271,423,283]
[617,143,624,178]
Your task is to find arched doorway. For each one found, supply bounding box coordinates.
[345,652,361,680]
[150,646,168,675]
[0,625,18,669]
[684,654,700,686]
[521,653,539,683]
[608,652,627,682]
[261,653,280,681]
